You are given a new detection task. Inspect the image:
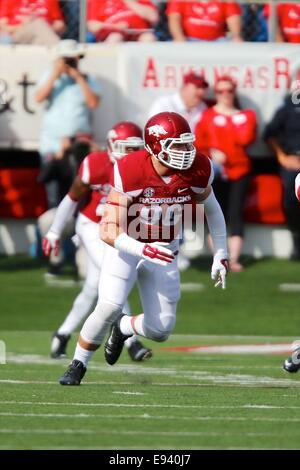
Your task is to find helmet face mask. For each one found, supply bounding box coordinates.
[109,136,144,162]
[157,133,196,170]
[145,112,196,170]
[107,122,144,162]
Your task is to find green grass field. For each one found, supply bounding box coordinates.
[1,255,300,450]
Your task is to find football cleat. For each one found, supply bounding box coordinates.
[59,359,86,385]
[51,332,71,359]
[127,340,153,362]
[104,315,131,365]
[283,352,300,373]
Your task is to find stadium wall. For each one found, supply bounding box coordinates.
[1,42,300,149]
[1,43,299,257]
[0,219,293,258]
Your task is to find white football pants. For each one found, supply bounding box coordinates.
[80,241,181,345]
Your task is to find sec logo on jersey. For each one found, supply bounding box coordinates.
[143,187,155,197]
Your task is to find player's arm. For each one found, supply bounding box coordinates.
[100,188,174,266]
[123,0,159,25]
[168,12,187,42]
[42,176,90,257]
[197,186,229,289]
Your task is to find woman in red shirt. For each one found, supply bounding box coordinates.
[195,75,257,272]
[87,0,158,43]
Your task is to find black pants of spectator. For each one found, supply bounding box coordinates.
[280,167,300,258]
[212,174,250,237]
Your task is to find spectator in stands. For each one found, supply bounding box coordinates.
[148,71,209,133]
[166,0,243,42]
[0,0,65,46]
[153,1,172,41]
[195,75,257,272]
[34,39,101,206]
[265,89,300,260]
[60,0,79,41]
[241,3,268,42]
[264,2,300,43]
[87,0,159,43]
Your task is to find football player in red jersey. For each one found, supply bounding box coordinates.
[59,112,228,385]
[42,121,153,362]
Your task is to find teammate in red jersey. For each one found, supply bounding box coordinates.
[59,112,228,385]
[42,121,152,362]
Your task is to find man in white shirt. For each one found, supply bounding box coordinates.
[148,72,209,133]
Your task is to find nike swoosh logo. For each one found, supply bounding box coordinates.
[178,188,189,193]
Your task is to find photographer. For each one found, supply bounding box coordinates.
[35,39,101,206]
[35,39,101,277]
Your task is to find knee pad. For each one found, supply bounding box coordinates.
[143,313,176,342]
[80,301,122,345]
[143,323,170,342]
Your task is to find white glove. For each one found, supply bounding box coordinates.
[142,242,174,266]
[42,231,60,257]
[211,250,229,289]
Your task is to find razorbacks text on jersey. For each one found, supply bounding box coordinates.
[111,149,213,242]
[79,151,113,223]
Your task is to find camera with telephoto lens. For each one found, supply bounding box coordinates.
[64,57,77,68]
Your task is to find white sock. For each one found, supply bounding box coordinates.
[73,343,96,368]
[120,314,146,337]
[122,301,135,348]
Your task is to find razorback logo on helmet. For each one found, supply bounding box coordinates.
[107,129,118,140]
[148,125,168,137]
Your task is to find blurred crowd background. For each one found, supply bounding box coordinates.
[0,1,299,45]
[1,0,300,277]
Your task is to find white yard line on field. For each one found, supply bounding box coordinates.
[2,362,300,388]
[0,400,299,410]
[0,428,278,438]
[4,353,287,370]
[279,283,300,292]
[166,344,292,354]
[2,412,300,423]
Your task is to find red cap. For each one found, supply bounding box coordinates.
[183,72,209,89]
[214,75,237,91]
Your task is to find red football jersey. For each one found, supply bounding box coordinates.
[78,151,113,223]
[0,0,63,25]
[87,0,157,29]
[195,107,256,181]
[166,1,241,40]
[111,149,213,242]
